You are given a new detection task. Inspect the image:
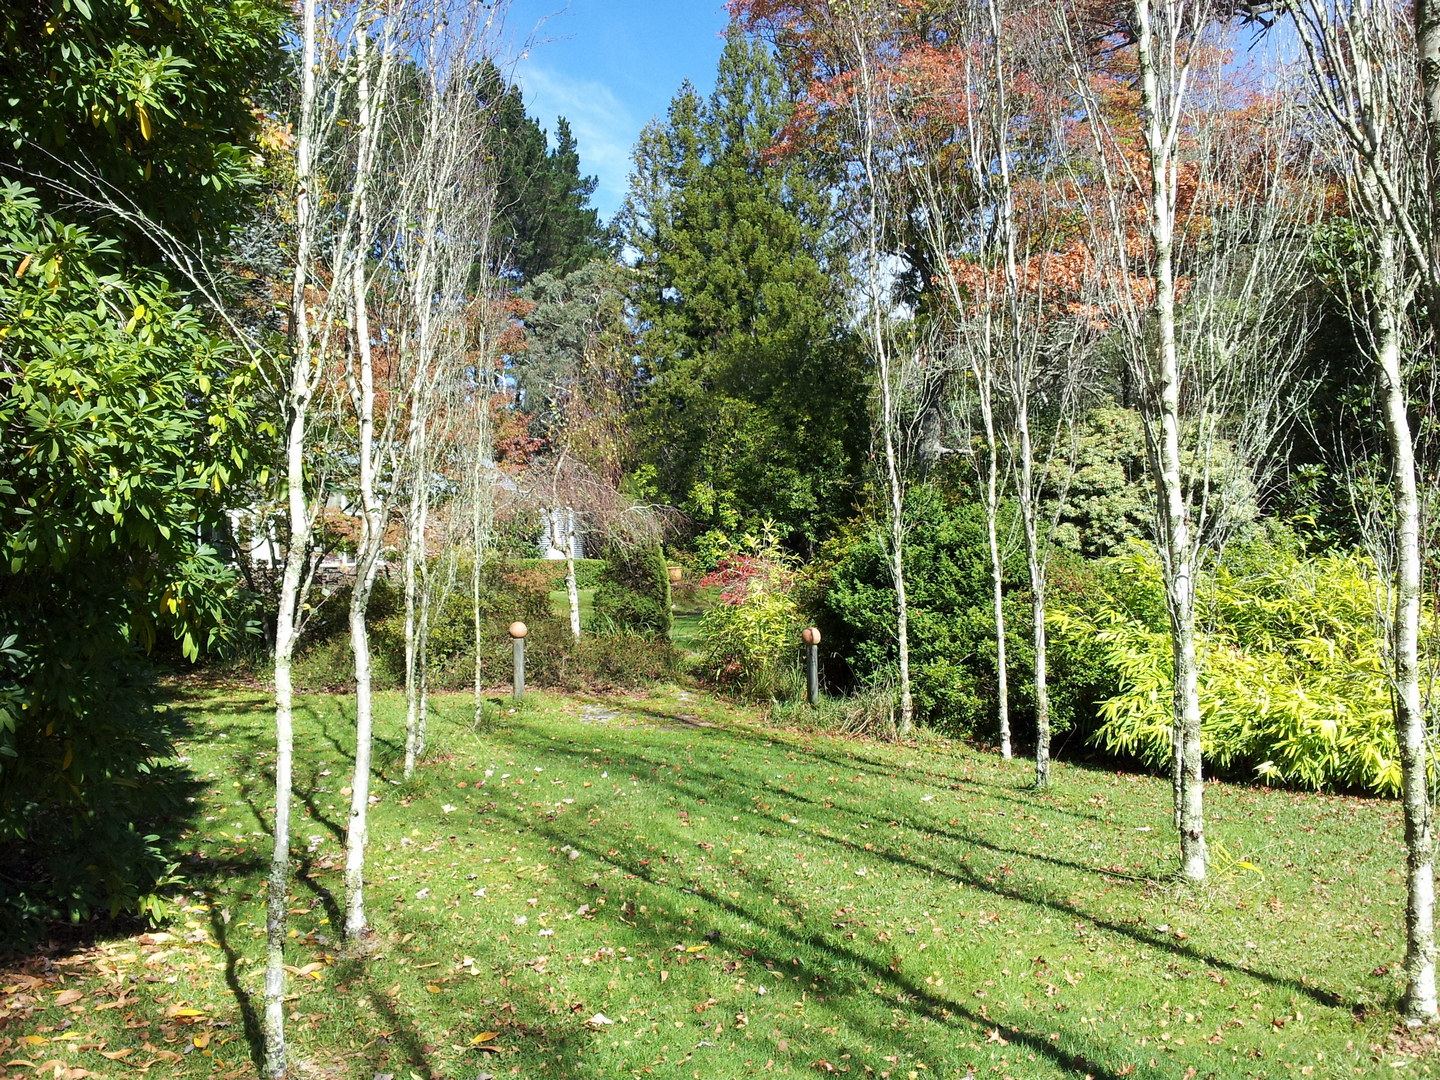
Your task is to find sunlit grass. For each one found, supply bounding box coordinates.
[1,685,1428,1079]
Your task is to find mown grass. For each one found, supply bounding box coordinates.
[548,587,596,627]
[669,583,718,658]
[1,685,1430,1079]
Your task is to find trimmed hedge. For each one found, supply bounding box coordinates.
[508,558,606,591]
[592,544,672,640]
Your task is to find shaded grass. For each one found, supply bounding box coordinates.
[669,583,717,659]
[0,684,1429,1079]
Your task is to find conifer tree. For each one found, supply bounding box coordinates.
[622,29,867,548]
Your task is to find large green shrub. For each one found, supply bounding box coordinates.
[812,485,1034,738]
[1049,531,1419,795]
[0,187,252,940]
[592,543,672,639]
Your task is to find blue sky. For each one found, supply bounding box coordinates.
[502,0,733,225]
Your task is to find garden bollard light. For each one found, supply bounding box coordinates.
[509,621,528,702]
[802,626,822,706]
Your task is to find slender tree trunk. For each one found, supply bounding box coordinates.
[343,15,384,942]
[1017,419,1052,787]
[264,0,317,1068]
[848,16,913,736]
[1374,223,1438,1020]
[565,506,581,639]
[1135,0,1205,881]
[403,416,429,779]
[1409,0,1440,1020]
[983,440,1010,758]
[403,445,422,778]
[471,403,494,727]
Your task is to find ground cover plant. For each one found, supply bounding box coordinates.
[0,685,1431,1079]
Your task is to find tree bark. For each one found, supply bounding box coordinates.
[342,12,386,942]
[565,506,582,639]
[982,425,1012,759]
[264,0,318,1067]
[847,14,913,737]
[1375,223,1437,1020]
[1134,0,1206,881]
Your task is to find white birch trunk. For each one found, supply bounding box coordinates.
[1134,0,1205,880]
[848,16,913,737]
[342,13,387,942]
[1016,418,1052,787]
[1406,0,1439,1020]
[1375,222,1437,1020]
[565,506,581,639]
[471,401,494,727]
[263,0,318,1067]
[974,360,1012,759]
[403,415,429,779]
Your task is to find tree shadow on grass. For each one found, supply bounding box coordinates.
[521,724,1352,1016]
[484,797,1134,1079]
[193,851,268,1067]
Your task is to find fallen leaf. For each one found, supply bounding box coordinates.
[53,989,83,1007]
[469,1033,499,1045]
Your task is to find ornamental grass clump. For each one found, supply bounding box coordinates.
[1051,535,1430,795]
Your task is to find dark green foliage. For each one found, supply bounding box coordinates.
[0,185,249,936]
[475,62,608,282]
[810,486,1036,739]
[622,32,867,548]
[592,544,673,640]
[0,0,286,254]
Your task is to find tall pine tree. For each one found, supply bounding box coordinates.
[476,61,608,281]
[622,28,867,549]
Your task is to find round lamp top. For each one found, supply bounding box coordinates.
[509,621,528,639]
[802,626,822,645]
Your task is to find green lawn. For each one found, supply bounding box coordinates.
[549,586,596,627]
[670,583,719,658]
[1,685,1428,1079]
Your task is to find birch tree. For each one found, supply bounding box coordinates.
[906,0,1088,775]
[264,0,337,1061]
[1060,3,1316,878]
[846,6,918,736]
[1286,0,1439,1021]
[321,0,508,942]
[399,30,498,779]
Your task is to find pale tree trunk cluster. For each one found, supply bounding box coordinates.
[910,0,1085,781]
[264,0,511,1072]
